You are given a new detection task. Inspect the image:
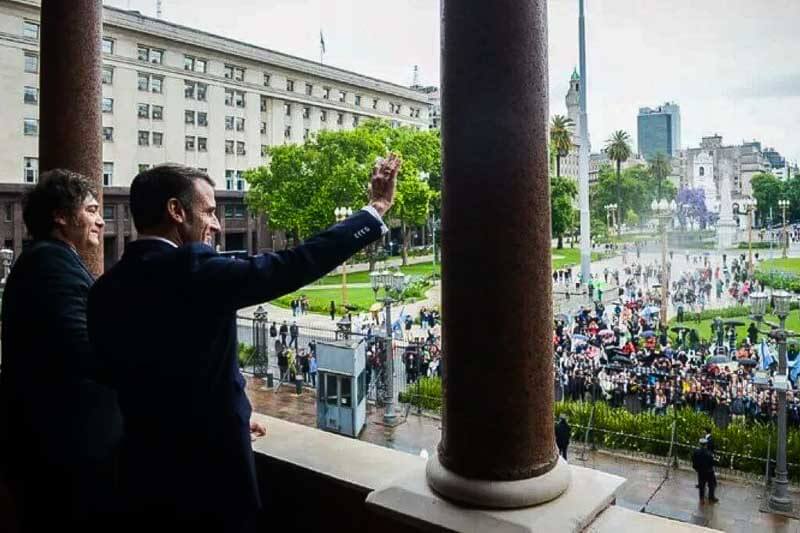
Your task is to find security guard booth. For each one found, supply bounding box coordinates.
[316,339,367,437]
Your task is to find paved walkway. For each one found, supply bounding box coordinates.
[246,378,800,532]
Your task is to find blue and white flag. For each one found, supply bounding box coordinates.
[789,356,800,385]
[759,339,775,370]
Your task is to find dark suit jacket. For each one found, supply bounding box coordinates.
[87,210,383,518]
[0,240,122,511]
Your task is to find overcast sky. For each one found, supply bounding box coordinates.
[105,0,800,163]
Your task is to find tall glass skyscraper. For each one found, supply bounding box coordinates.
[637,103,681,159]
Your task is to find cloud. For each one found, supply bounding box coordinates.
[732,73,800,99]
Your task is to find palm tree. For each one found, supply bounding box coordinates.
[649,152,672,201]
[550,115,574,178]
[605,130,632,231]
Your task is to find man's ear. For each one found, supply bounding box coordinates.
[166,198,186,224]
[52,209,69,230]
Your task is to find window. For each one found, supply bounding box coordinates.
[184,55,206,73]
[184,80,196,99]
[261,144,268,157]
[102,66,114,85]
[224,170,244,191]
[197,112,208,127]
[355,95,361,106]
[23,118,38,136]
[23,157,38,183]
[225,116,234,130]
[353,115,360,127]
[699,166,705,176]
[138,130,150,146]
[284,103,291,116]
[284,126,291,139]
[152,132,163,146]
[235,117,245,132]
[302,106,310,119]
[260,121,267,134]
[138,164,151,173]
[323,87,331,100]
[394,103,401,115]
[185,110,196,125]
[102,38,114,54]
[357,369,366,404]
[337,113,344,125]
[102,97,113,113]
[102,127,114,142]
[372,98,379,109]
[303,128,310,140]
[320,110,327,122]
[236,179,245,193]
[225,170,234,190]
[198,137,207,152]
[185,135,195,151]
[263,73,271,87]
[286,79,294,92]
[224,65,245,81]
[260,96,267,112]
[339,91,346,103]
[236,141,246,155]
[197,83,207,101]
[139,73,163,93]
[234,91,245,108]
[23,20,39,40]
[138,45,163,65]
[24,52,38,73]
[23,86,38,105]
[103,162,114,186]
[225,88,234,106]
[4,207,10,223]
[225,140,234,154]
[305,83,313,96]
[152,105,163,120]
[103,206,114,220]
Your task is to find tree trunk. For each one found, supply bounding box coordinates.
[616,159,623,224]
[556,155,561,178]
[401,220,409,266]
[368,241,378,272]
[557,234,563,249]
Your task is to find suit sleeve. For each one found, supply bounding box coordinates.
[33,248,98,381]
[191,210,384,311]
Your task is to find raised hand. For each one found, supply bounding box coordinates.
[369,152,401,217]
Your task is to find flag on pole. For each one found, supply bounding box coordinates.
[320,30,326,54]
[760,339,774,370]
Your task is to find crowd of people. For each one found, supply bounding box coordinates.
[554,255,800,429]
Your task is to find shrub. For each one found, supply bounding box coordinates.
[399,377,442,411]
[756,270,800,293]
[238,342,255,368]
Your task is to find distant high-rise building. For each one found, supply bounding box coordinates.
[637,102,681,159]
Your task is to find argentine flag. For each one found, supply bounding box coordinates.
[759,339,775,370]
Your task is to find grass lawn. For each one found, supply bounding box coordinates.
[669,312,800,344]
[758,258,800,275]
[319,249,604,286]
[273,287,380,314]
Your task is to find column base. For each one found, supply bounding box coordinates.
[425,453,571,509]
[366,460,624,532]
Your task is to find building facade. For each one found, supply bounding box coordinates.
[637,102,681,159]
[0,0,430,264]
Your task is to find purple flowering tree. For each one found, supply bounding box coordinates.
[675,187,711,230]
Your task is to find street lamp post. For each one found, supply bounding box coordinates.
[750,290,794,513]
[738,198,758,277]
[370,268,408,425]
[651,199,676,323]
[779,199,790,259]
[604,203,618,239]
[334,207,353,307]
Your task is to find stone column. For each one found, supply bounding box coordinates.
[426,0,570,508]
[39,0,103,275]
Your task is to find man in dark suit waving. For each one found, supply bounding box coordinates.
[88,157,398,531]
[1,169,122,531]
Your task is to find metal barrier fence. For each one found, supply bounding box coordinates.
[236,315,414,402]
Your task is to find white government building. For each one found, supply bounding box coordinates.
[0,0,430,267]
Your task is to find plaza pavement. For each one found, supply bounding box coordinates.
[246,377,800,532]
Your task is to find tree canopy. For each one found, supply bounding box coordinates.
[245,120,440,247]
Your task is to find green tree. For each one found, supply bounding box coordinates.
[551,176,577,249]
[648,152,672,201]
[605,130,632,227]
[751,172,783,227]
[550,115,574,178]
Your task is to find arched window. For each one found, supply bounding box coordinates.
[699,166,705,176]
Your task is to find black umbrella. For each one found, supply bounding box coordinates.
[671,326,689,333]
[612,355,633,365]
[738,358,758,368]
[723,319,746,327]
